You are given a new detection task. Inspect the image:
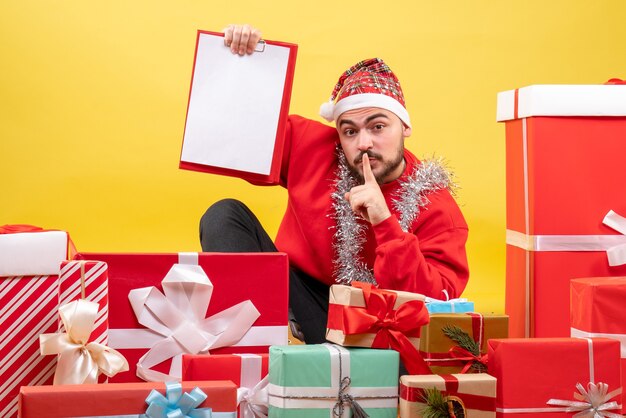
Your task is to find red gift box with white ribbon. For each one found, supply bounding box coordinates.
[571,276,626,413]
[497,84,626,338]
[74,252,289,383]
[183,353,269,418]
[488,337,622,417]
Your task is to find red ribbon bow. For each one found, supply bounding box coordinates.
[340,282,431,375]
[448,346,488,374]
[0,224,46,234]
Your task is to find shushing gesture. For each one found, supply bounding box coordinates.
[344,154,392,225]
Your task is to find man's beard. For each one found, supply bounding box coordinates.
[347,146,405,185]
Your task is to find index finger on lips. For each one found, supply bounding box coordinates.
[362,154,376,184]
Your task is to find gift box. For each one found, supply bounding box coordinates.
[420,313,508,374]
[18,380,237,417]
[0,226,70,418]
[326,283,430,375]
[58,260,108,345]
[268,344,399,418]
[497,84,626,338]
[426,298,475,314]
[488,337,622,417]
[74,252,289,382]
[400,373,496,418]
[183,353,269,418]
[571,277,626,413]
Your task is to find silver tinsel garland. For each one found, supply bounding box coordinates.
[394,158,455,232]
[330,148,453,285]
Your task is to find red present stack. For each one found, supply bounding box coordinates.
[497,84,626,338]
[0,226,70,417]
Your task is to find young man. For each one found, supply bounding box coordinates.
[200,25,469,344]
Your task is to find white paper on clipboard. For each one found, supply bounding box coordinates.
[181,32,291,176]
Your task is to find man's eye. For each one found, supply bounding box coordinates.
[374,124,384,130]
[345,129,356,136]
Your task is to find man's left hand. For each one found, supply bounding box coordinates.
[344,154,392,225]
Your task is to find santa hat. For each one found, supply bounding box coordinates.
[319,58,411,128]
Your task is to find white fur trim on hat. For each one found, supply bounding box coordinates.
[331,93,411,128]
[319,99,335,122]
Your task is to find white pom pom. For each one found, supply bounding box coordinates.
[319,100,335,122]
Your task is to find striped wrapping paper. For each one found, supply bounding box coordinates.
[0,274,60,418]
[58,260,109,346]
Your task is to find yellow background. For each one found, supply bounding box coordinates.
[2,1,625,313]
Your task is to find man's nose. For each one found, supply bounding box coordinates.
[356,132,373,150]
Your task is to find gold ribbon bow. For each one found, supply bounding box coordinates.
[547,382,622,418]
[40,299,129,384]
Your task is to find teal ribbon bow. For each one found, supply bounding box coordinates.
[145,382,213,418]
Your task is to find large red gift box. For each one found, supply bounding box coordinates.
[571,277,626,413]
[497,85,626,338]
[74,252,289,382]
[183,353,269,418]
[0,226,70,418]
[488,337,622,417]
[19,380,237,417]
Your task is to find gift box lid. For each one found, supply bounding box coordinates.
[0,229,68,276]
[425,299,474,314]
[496,84,626,121]
[571,277,626,335]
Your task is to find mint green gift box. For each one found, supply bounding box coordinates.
[268,344,399,418]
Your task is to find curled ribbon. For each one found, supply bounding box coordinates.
[145,381,212,418]
[129,263,260,381]
[447,346,488,374]
[603,210,626,266]
[547,382,622,418]
[343,282,431,375]
[39,299,129,384]
[237,376,269,418]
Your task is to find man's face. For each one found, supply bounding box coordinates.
[336,107,412,184]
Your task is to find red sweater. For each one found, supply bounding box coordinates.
[274,115,469,298]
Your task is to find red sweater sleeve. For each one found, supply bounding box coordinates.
[371,189,469,298]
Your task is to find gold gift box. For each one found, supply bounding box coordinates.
[420,313,508,374]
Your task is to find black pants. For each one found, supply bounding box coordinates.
[199,199,329,344]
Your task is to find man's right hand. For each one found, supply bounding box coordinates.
[223,24,262,56]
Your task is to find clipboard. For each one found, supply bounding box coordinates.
[179,30,298,185]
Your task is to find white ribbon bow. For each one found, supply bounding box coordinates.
[40,299,129,384]
[603,210,626,266]
[129,263,260,381]
[547,382,622,418]
[237,375,270,418]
